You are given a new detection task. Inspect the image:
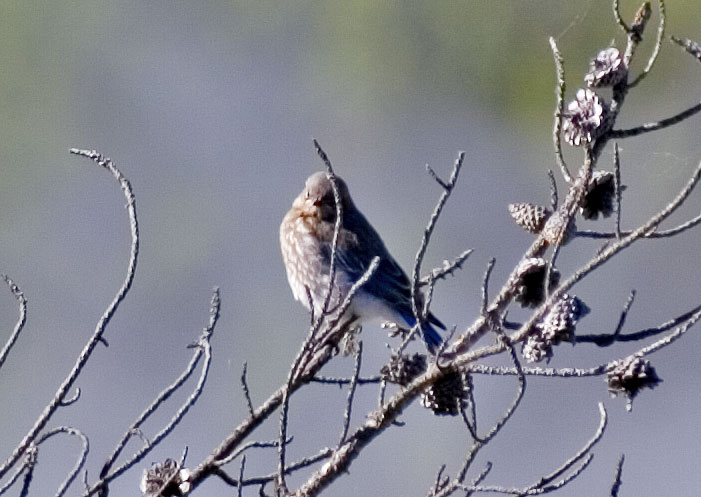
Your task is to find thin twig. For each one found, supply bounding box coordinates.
[671,36,701,62]
[311,375,381,386]
[215,448,335,489]
[613,290,636,336]
[82,290,219,496]
[0,457,29,496]
[629,0,666,88]
[480,259,496,316]
[315,258,381,352]
[338,342,363,446]
[34,427,89,497]
[610,455,625,497]
[576,208,701,238]
[464,462,492,497]
[420,250,473,286]
[410,153,465,349]
[0,275,27,370]
[479,333,525,444]
[547,170,558,211]
[524,403,607,492]
[460,406,480,443]
[612,0,630,33]
[18,458,34,497]
[241,362,255,416]
[635,306,701,358]
[610,101,701,138]
[237,456,246,497]
[549,36,571,183]
[454,443,482,490]
[216,439,288,468]
[0,149,139,482]
[577,300,700,347]
[312,139,343,327]
[613,143,622,239]
[467,363,607,377]
[378,379,387,410]
[462,454,593,495]
[187,259,380,494]
[463,372,477,439]
[58,389,81,407]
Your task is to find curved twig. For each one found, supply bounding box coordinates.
[628,0,666,89]
[35,427,89,497]
[82,289,219,496]
[609,101,701,138]
[0,149,139,482]
[410,152,465,348]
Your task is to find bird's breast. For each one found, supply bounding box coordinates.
[280,208,333,307]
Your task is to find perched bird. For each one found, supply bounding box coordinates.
[280,171,445,352]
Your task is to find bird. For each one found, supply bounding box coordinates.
[280,171,445,352]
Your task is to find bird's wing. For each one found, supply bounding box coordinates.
[319,209,445,331]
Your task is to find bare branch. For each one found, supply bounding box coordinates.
[576,208,701,239]
[427,464,448,497]
[524,403,607,492]
[82,289,220,496]
[609,100,701,138]
[216,439,287,468]
[411,152,465,347]
[463,462,492,497]
[312,139,343,325]
[420,249,473,286]
[612,0,630,33]
[549,36,572,183]
[480,259,496,316]
[35,427,89,497]
[216,448,334,490]
[628,0,666,88]
[0,275,27,370]
[0,447,35,497]
[547,170,558,211]
[670,35,701,62]
[613,143,622,239]
[467,363,607,378]
[58,388,81,407]
[241,362,255,417]
[237,455,246,497]
[311,375,381,386]
[635,306,701,358]
[0,149,139,482]
[478,333,525,445]
[610,455,625,497]
[613,289,636,336]
[338,342,363,446]
[577,301,700,347]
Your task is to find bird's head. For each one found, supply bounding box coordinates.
[295,171,352,222]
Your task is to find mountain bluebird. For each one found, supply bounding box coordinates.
[280,171,444,351]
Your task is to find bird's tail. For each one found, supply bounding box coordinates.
[400,312,445,353]
[422,323,443,353]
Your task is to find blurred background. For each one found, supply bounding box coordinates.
[0,1,699,495]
